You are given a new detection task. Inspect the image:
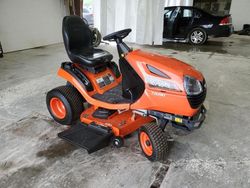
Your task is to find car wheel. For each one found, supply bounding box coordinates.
[188,28,207,45]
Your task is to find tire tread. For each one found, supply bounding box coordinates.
[46,85,84,124]
[139,122,168,161]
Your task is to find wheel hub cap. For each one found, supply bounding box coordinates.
[191,31,204,44]
[50,97,66,119]
[140,132,153,156]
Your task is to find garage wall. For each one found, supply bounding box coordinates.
[0,0,66,53]
[230,0,250,31]
[94,0,165,45]
[165,0,193,6]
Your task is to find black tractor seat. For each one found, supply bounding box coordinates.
[70,48,113,67]
[63,16,113,68]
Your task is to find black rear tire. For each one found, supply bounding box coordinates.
[46,86,84,125]
[91,27,102,47]
[188,28,207,45]
[138,122,168,161]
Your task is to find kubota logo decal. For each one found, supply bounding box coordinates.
[151,91,166,97]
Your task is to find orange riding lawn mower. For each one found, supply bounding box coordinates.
[46,16,207,161]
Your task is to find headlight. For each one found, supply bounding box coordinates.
[184,75,203,95]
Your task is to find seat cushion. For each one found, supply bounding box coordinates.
[70,48,113,67]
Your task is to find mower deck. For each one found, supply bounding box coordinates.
[58,106,153,153]
[81,106,153,137]
[58,122,113,153]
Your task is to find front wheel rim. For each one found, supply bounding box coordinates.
[140,132,153,156]
[50,97,66,119]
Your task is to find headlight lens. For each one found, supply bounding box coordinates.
[184,75,203,95]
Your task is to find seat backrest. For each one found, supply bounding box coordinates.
[62,16,93,53]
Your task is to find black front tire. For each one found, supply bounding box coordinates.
[138,122,168,161]
[46,86,84,125]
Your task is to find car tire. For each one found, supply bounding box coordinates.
[46,86,85,125]
[188,28,207,45]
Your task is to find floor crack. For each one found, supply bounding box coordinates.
[150,161,171,188]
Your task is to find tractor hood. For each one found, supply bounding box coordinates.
[126,49,204,82]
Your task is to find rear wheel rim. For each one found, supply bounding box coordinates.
[191,30,204,44]
[140,132,153,156]
[50,97,66,119]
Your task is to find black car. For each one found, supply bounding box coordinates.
[163,6,233,45]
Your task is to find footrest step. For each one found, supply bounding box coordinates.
[58,122,113,153]
[92,107,116,119]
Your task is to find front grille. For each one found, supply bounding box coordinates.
[187,80,207,109]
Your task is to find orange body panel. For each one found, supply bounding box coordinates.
[126,50,203,116]
[74,64,122,95]
[126,50,203,82]
[131,89,196,116]
[58,68,130,110]
[80,106,153,137]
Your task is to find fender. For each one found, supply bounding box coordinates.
[58,68,130,110]
[61,62,93,91]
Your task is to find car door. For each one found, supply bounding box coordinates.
[174,7,194,38]
[163,7,180,38]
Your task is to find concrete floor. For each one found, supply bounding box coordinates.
[0,34,250,188]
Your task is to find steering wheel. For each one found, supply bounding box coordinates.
[103,28,132,41]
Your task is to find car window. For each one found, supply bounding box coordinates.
[83,8,89,13]
[182,9,193,18]
[171,7,181,20]
[164,8,173,19]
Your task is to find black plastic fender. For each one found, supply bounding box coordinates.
[61,62,94,92]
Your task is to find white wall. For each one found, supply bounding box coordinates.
[230,0,250,31]
[93,0,138,43]
[94,0,165,45]
[0,0,66,52]
[165,0,193,7]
